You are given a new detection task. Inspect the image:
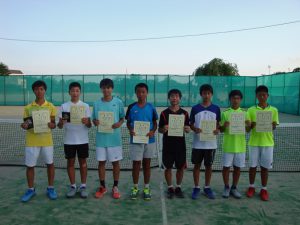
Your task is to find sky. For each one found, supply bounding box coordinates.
[1,0,300,76]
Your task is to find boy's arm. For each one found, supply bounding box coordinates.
[112,118,124,129]
[48,116,56,129]
[147,120,157,137]
[21,107,29,129]
[158,112,168,134]
[189,108,201,133]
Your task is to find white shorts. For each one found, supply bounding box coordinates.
[249,146,273,169]
[130,143,156,161]
[25,146,54,167]
[222,152,246,168]
[96,146,123,162]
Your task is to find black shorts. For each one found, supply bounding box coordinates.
[162,142,186,169]
[64,144,89,159]
[191,149,215,167]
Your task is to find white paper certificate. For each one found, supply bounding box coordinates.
[256,111,272,132]
[32,110,50,133]
[168,114,185,137]
[229,112,245,135]
[133,121,150,144]
[200,120,216,141]
[98,111,114,133]
[70,106,85,125]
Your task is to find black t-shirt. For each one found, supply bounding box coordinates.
[159,107,189,146]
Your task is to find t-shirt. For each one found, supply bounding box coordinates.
[159,107,189,149]
[125,102,158,144]
[59,100,91,145]
[190,103,221,150]
[247,105,279,147]
[92,97,125,148]
[221,107,249,153]
[23,100,57,147]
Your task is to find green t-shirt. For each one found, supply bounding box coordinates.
[221,107,249,153]
[247,105,279,147]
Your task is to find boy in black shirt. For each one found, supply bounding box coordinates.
[158,89,190,198]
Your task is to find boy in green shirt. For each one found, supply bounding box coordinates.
[246,85,279,201]
[220,90,251,199]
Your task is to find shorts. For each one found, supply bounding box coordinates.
[191,149,215,167]
[64,144,89,159]
[25,146,54,167]
[162,143,186,169]
[130,143,156,161]
[249,146,273,169]
[96,146,123,162]
[222,152,246,168]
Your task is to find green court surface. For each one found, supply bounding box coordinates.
[0,166,299,225]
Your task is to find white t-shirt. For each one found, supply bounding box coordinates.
[59,100,91,145]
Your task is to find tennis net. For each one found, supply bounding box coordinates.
[0,119,299,172]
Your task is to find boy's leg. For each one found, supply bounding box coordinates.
[67,158,76,185]
[259,147,273,201]
[26,167,35,188]
[112,160,120,185]
[203,150,216,199]
[77,143,89,186]
[232,166,241,187]
[164,168,172,186]
[193,164,201,186]
[222,167,230,187]
[98,161,106,186]
[46,163,55,187]
[176,168,184,186]
[78,158,87,185]
[191,148,203,199]
[132,160,141,185]
[247,146,260,197]
[142,158,151,185]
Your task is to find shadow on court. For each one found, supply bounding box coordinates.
[0,166,299,225]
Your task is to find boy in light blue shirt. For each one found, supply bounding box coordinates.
[93,78,125,199]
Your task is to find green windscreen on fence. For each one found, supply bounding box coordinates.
[1,73,300,115]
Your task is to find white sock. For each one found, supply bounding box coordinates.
[80,184,86,188]
[204,186,210,189]
[144,184,150,188]
[134,184,138,188]
[249,184,255,188]
[71,184,76,188]
[176,184,181,188]
[195,186,200,189]
[29,187,35,190]
[168,185,174,189]
[261,186,267,190]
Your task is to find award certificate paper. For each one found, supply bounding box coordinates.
[98,111,114,133]
[200,120,216,141]
[168,114,185,137]
[32,110,50,133]
[70,106,85,124]
[229,112,245,135]
[133,121,150,144]
[256,111,272,132]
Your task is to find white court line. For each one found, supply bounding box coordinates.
[160,181,168,225]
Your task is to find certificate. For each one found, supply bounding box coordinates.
[168,114,185,137]
[133,121,150,144]
[70,106,85,124]
[98,111,114,133]
[256,111,272,132]
[32,110,50,133]
[200,120,216,141]
[229,112,245,135]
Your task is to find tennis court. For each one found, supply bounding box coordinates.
[0,106,300,225]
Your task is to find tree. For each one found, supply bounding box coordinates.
[0,62,10,75]
[193,58,239,76]
[293,67,300,72]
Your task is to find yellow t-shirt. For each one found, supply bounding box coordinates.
[23,100,57,147]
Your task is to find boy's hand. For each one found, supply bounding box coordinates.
[48,122,56,129]
[21,122,29,130]
[193,128,202,134]
[272,121,277,130]
[81,117,89,125]
[112,121,122,129]
[93,119,100,126]
[129,129,136,136]
[224,121,230,128]
[251,122,256,129]
[162,125,168,133]
[184,125,190,133]
[213,129,220,135]
[147,130,155,137]
[245,120,251,127]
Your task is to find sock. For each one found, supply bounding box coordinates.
[71,184,77,189]
[176,184,181,188]
[113,180,119,187]
[144,184,150,189]
[48,186,54,189]
[231,185,236,190]
[204,186,210,189]
[100,180,106,188]
[249,184,255,188]
[29,187,35,191]
[168,185,174,189]
[195,186,200,189]
[261,186,267,190]
[80,183,86,189]
[225,185,230,189]
[134,184,138,188]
